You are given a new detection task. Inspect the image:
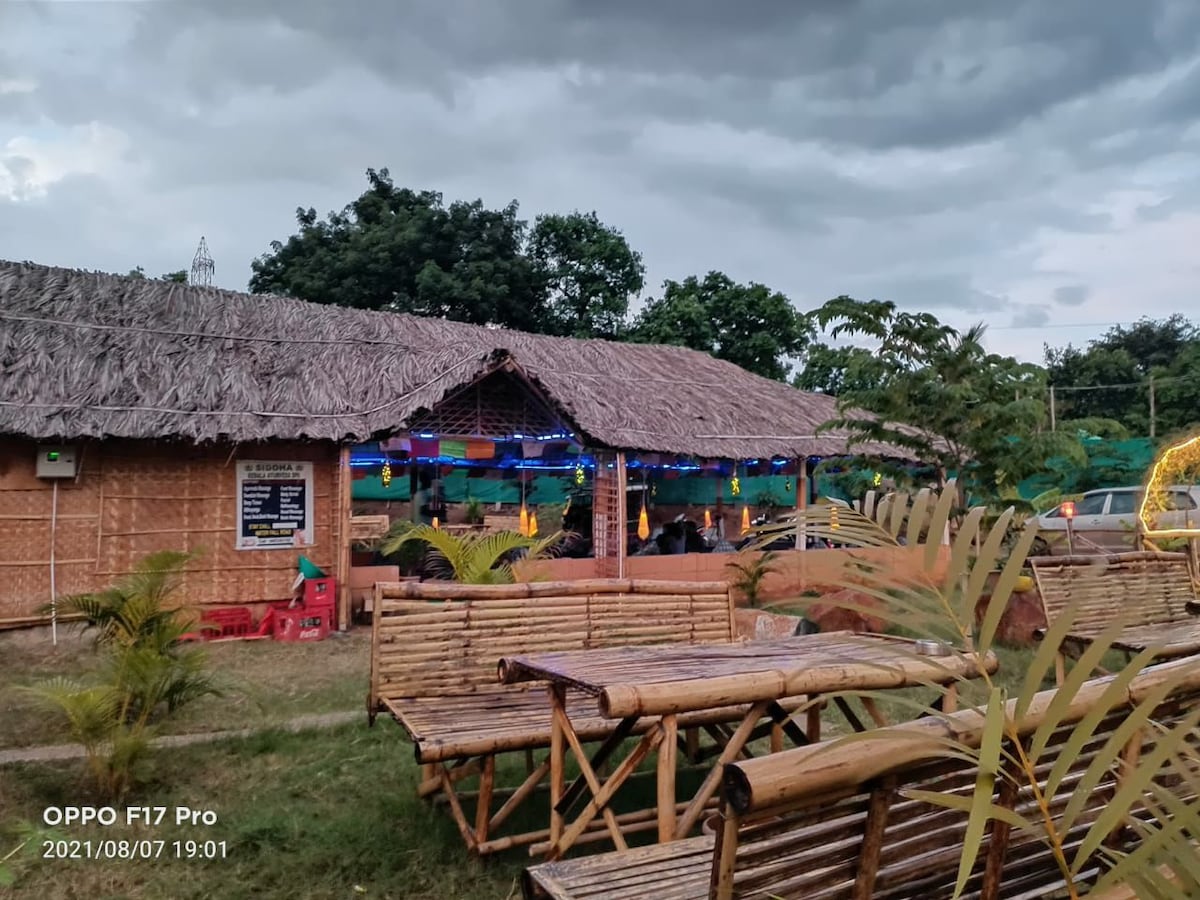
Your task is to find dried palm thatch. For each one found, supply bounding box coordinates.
[0,261,912,460]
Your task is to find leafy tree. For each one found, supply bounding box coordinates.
[629,271,813,381]
[810,297,1086,507]
[527,211,645,339]
[126,267,189,283]
[793,343,887,394]
[249,168,546,331]
[1045,315,1200,435]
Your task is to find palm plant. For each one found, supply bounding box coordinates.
[53,549,200,650]
[745,483,1200,898]
[725,551,780,607]
[379,525,566,584]
[23,550,220,800]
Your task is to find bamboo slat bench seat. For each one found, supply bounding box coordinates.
[367,578,738,855]
[1030,551,1200,680]
[523,656,1200,899]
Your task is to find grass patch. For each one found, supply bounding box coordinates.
[0,630,369,750]
[0,723,524,899]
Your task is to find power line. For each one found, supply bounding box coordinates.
[987,321,1134,331]
[1049,371,1200,393]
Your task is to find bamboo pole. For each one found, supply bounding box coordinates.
[724,655,1200,815]
[657,714,678,842]
[598,652,998,719]
[336,445,352,631]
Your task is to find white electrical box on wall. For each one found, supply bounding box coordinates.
[36,445,78,479]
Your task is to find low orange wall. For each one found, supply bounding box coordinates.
[515,545,949,601]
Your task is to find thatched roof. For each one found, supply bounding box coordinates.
[0,260,911,460]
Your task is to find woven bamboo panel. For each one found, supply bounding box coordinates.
[405,369,566,440]
[1,438,340,623]
[1031,551,1197,637]
[372,581,734,704]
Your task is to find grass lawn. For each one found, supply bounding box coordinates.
[0,629,370,750]
[0,723,525,899]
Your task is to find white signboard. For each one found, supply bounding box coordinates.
[235,460,315,550]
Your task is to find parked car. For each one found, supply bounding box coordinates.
[1034,485,1200,554]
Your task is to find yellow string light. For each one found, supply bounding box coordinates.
[574,462,585,486]
[730,475,741,497]
[380,461,392,488]
[1140,434,1200,537]
[829,504,840,531]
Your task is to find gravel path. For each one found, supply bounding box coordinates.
[0,710,361,766]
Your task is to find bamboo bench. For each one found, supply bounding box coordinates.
[1030,551,1200,681]
[368,578,737,855]
[524,657,1200,899]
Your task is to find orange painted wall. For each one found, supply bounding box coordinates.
[515,545,950,599]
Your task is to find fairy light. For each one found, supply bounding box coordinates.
[1140,434,1200,537]
[574,462,585,486]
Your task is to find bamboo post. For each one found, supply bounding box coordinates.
[796,457,807,551]
[616,451,628,579]
[549,685,566,847]
[657,714,678,842]
[336,444,352,631]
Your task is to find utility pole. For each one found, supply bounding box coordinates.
[1049,385,1057,431]
[1149,376,1156,439]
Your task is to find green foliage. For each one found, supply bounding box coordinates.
[758,483,1200,898]
[527,211,645,338]
[463,498,485,525]
[23,551,220,800]
[126,267,189,283]
[249,169,644,339]
[1046,315,1200,435]
[378,525,564,584]
[807,297,1089,508]
[628,271,813,381]
[725,551,780,607]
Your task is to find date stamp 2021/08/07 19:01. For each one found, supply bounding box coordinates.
[39,806,227,861]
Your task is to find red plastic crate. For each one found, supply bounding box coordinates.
[302,577,336,605]
[272,600,334,643]
[199,606,255,640]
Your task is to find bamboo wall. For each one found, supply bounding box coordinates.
[515,545,950,602]
[0,438,341,626]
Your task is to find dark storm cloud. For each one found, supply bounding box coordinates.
[1054,285,1090,306]
[3,0,1199,365]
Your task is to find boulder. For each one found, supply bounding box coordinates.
[975,588,1047,647]
[806,588,889,634]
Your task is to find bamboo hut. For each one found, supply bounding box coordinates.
[0,260,912,629]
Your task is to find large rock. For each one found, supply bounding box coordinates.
[806,588,889,634]
[734,608,804,640]
[974,588,1047,647]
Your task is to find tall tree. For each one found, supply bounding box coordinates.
[527,211,645,339]
[1045,315,1200,435]
[126,267,189,284]
[628,272,812,381]
[248,168,546,331]
[811,296,1085,505]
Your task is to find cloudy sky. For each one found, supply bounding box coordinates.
[2,1,1198,363]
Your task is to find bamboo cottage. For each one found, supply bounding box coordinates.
[0,261,913,629]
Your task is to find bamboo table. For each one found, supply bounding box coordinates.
[497,632,996,860]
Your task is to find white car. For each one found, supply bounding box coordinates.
[1034,485,1200,554]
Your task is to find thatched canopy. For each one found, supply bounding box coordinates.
[0,261,911,460]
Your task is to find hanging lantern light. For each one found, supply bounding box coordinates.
[730,475,741,497]
[704,508,712,529]
[380,460,392,488]
[528,510,539,537]
[829,504,840,531]
[637,499,650,540]
[519,502,530,536]
[574,462,585,486]
[741,505,751,534]
[784,478,792,493]
[873,471,883,487]
[431,515,440,530]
